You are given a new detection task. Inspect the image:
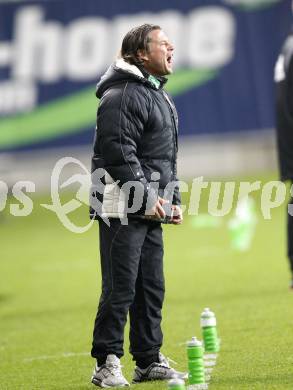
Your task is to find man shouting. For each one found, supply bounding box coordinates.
[90,24,184,387]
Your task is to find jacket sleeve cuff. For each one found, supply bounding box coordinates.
[172,184,181,206]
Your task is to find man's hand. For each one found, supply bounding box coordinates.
[146,196,169,219]
[170,205,183,225]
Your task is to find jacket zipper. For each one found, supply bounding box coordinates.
[162,90,177,182]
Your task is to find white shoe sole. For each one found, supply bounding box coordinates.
[92,376,129,388]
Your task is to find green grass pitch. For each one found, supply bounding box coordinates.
[0,174,293,389]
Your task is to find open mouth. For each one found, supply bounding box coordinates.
[167,55,172,65]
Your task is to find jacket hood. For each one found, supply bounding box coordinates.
[96,58,167,98]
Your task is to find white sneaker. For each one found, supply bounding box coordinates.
[132,352,187,383]
[91,354,130,388]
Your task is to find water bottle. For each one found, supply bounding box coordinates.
[186,337,205,386]
[228,196,257,251]
[168,378,186,390]
[200,308,219,354]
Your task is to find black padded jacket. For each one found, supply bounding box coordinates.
[275,31,293,181]
[90,59,180,220]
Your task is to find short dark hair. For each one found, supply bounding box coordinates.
[121,24,161,66]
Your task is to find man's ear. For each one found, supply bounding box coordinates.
[137,50,149,62]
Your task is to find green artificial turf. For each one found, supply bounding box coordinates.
[0,174,293,389]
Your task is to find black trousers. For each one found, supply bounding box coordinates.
[288,196,293,273]
[91,218,165,362]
